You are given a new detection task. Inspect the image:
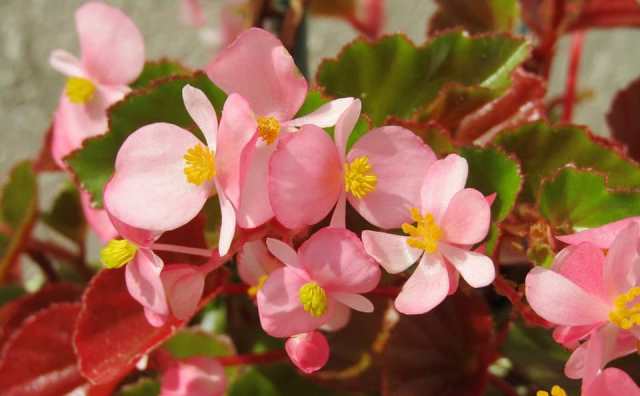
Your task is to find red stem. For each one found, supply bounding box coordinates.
[488,374,519,396]
[562,30,586,123]
[219,283,249,295]
[217,349,288,367]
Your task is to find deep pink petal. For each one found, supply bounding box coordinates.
[439,243,495,288]
[216,183,236,256]
[80,190,117,243]
[334,99,361,160]
[49,49,85,77]
[552,243,607,300]
[395,253,449,315]
[329,191,347,228]
[331,292,374,313]
[287,97,355,129]
[285,331,330,374]
[161,264,205,320]
[584,368,640,396]
[525,267,610,326]
[553,324,598,348]
[265,238,300,269]
[125,249,168,317]
[269,125,342,229]
[361,231,420,274]
[160,357,226,396]
[420,154,468,222]
[347,126,436,229]
[603,222,640,298]
[104,123,211,232]
[237,240,282,286]
[440,189,490,245]
[183,85,218,148]
[76,1,145,85]
[557,217,640,249]
[298,228,381,293]
[206,28,307,120]
[236,142,275,228]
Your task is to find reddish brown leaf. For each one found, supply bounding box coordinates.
[0,303,84,396]
[74,266,227,384]
[607,76,640,161]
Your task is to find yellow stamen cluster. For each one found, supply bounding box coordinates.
[100,239,138,269]
[65,77,96,104]
[299,281,328,317]
[537,385,567,396]
[610,286,640,329]
[401,208,443,253]
[344,156,377,199]
[248,274,269,298]
[257,116,280,145]
[184,144,216,185]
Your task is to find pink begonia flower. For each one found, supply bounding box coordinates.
[362,154,495,315]
[583,368,640,396]
[49,1,144,168]
[80,189,117,243]
[160,357,226,396]
[270,100,436,230]
[285,331,330,374]
[257,227,380,338]
[206,28,355,229]
[237,239,283,298]
[104,85,257,255]
[557,216,640,249]
[525,223,640,385]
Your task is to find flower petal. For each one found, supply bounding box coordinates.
[108,212,161,248]
[395,253,449,315]
[161,357,227,396]
[104,123,211,232]
[285,331,330,374]
[183,85,218,149]
[216,184,236,256]
[334,99,361,160]
[206,28,307,120]
[144,308,168,327]
[525,267,610,326]
[237,240,282,286]
[329,191,347,228]
[125,249,168,316]
[299,228,380,293]
[439,243,495,288]
[420,154,468,222]
[287,97,355,129]
[331,292,374,313]
[552,243,607,300]
[269,125,342,229]
[321,302,351,332]
[236,142,275,229]
[361,231,420,274]
[266,238,301,269]
[347,126,436,229]
[49,49,85,77]
[440,189,491,245]
[603,222,640,298]
[80,190,117,243]
[161,264,205,321]
[557,217,640,249]
[76,1,144,85]
[584,368,640,396]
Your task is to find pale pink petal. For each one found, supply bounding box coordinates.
[331,292,374,313]
[552,243,607,300]
[557,217,640,249]
[216,183,236,256]
[395,253,449,315]
[237,240,281,285]
[80,190,117,243]
[581,325,618,387]
[329,191,347,228]
[348,126,436,229]
[206,28,307,120]
[76,1,145,85]
[183,85,218,149]
[565,341,587,379]
[49,49,85,77]
[220,0,251,46]
[439,243,495,288]
[333,99,361,160]
[161,264,205,321]
[287,97,355,129]
[298,228,381,293]
[362,231,421,274]
[160,357,226,396]
[420,154,468,222]
[107,212,161,248]
[440,189,491,245]
[269,125,343,229]
[584,368,640,396]
[125,249,168,317]
[144,308,168,327]
[603,222,640,298]
[266,238,300,269]
[525,267,610,326]
[236,142,275,228]
[321,302,351,332]
[285,331,330,374]
[257,268,332,337]
[104,123,211,232]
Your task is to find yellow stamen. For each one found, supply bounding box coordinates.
[248,274,269,298]
[610,286,640,330]
[401,208,443,254]
[299,281,327,317]
[65,77,96,104]
[257,116,280,145]
[344,156,377,199]
[100,239,138,269]
[537,385,568,396]
[184,144,216,185]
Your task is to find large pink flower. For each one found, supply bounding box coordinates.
[104,85,257,255]
[206,28,355,229]
[160,357,226,396]
[49,1,144,167]
[270,100,436,230]
[525,223,640,385]
[362,154,494,315]
[257,227,380,338]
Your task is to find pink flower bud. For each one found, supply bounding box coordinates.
[285,331,330,374]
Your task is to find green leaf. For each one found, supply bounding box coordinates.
[317,31,529,125]
[495,122,640,202]
[539,167,640,232]
[131,59,190,89]
[429,0,520,35]
[229,367,279,396]
[117,378,160,396]
[43,184,85,244]
[66,72,227,206]
[164,330,234,359]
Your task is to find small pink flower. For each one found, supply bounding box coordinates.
[237,239,283,298]
[362,154,494,315]
[49,1,144,167]
[347,0,385,38]
[525,223,640,384]
[583,368,640,396]
[160,357,226,396]
[257,227,380,337]
[285,331,330,374]
[104,85,257,255]
[206,28,355,229]
[270,100,436,230]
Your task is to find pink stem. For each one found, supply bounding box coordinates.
[150,243,213,258]
[562,30,586,123]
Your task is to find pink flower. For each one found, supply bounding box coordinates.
[206,28,355,229]
[285,331,330,374]
[180,0,206,27]
[583,368,640,396]
[104,85,257,255]
[362,154,494,315]
[49,1,144,168]
[557,216,640,249]
[346,0,385,38]
[257,227,380,337]
[525,223,640,384]
[237,239,283,297]
[160,357,226,396]
[270,100,436,230]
